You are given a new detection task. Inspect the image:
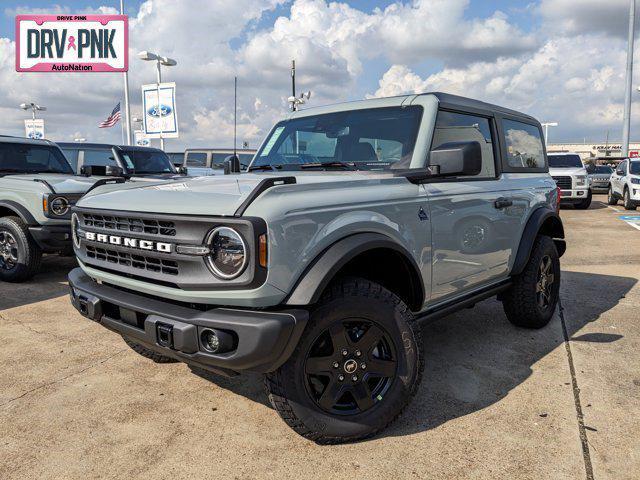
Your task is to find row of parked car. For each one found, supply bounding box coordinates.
[548,152,640,211]
[0,136,253,283]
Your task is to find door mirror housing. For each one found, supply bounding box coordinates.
[429,141,482,177]
[80,165,124,177]
[223,154,241,175]
[176,165,188,175]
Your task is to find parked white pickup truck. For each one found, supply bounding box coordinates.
[548,152,591,209]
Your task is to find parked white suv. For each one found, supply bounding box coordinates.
[548,152,591,209]
[608,158,640,210]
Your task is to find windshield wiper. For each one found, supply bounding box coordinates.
[300,161,356,170]
[248,164,282,172]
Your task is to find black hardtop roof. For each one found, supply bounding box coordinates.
[57,142,163,152]
[430,92,539,124]
[0,136,57,146]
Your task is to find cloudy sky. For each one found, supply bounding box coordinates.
[1,0,639,149]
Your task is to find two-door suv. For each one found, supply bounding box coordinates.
[0,136,124,282]
[69,93,565,443]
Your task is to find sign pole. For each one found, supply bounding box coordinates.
[156,60,164,150]
[120,0,132,145]
[622,0,636,158]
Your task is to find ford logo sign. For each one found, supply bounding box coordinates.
[147,104,172,118]
[28,131,43,139]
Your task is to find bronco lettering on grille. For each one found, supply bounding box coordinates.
[84,231,173,253]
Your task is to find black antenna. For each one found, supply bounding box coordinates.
[234,76,237,157]
[291,60,296,111]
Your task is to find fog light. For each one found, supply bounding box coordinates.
[201,328,235,354]
[204,330,220,352]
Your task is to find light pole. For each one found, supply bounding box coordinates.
[120,0,132,145]
[622,0,636,158]
[20,102,46,120]
[138,50,177,150]
[541,122,558,146]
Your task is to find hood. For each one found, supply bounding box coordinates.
[76,171,395,216]
[3,174,101,194]
[548,167,587,176]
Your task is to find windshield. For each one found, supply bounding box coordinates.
[548,154,583,168]
[251,106,423,171]
[166,152,184,165]
[119,149,176,174]
[631,162,640,175]
[593,166,613,174]
[0,143,73,174]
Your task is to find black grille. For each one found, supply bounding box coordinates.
[86,245,179,276]
[82,214,176,237]
[552,176,572,190]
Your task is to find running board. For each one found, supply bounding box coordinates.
[415,281,512,324]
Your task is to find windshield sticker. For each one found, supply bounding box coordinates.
[260,126,285,157]
[122,155,135,169]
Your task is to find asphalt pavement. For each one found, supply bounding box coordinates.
[0,194,638,479]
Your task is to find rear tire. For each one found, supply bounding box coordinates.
[623,189,637,211]
[0,216,42,283]
[123,337,177,363]
[501,236,560,329]
[607,186,618,205]
[265,277,423,444]
[575,190,592,210]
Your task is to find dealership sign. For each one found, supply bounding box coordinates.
[142,83,179,139]
[15,15,128,72]
[24,119,44,139]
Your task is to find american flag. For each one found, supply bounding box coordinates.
[98,103,121,128]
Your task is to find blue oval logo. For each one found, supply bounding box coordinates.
[147,104,172,118]
[28,131,43,139]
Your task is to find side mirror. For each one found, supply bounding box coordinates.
[429,141,482,177]
[223,154,241,175]
[105,165,124,177]
[177,165,188,175]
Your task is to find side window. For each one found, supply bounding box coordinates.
[83,149,117,168]
[431,110,496,178]
[186,152,207,167]
[503,119,545,169]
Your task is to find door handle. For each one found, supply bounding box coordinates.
[494,198,513,209]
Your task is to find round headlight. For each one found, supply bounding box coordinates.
[50,197,70,216]
[71,213,81,249]
[206,227,247,279]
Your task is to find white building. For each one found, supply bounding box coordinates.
[547,142,640,160]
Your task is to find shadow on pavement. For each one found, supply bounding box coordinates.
[189,270,636,440]
[0,255,76,311]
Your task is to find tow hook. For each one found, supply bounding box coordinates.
[156,323,174,349]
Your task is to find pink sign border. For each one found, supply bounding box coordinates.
[15,14,129,73]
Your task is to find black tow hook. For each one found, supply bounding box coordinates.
[156,323,174,349]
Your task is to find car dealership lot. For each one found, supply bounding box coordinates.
[0,194,638,480]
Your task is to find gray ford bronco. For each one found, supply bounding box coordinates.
[0,137,124,282]
[68,93,565,443]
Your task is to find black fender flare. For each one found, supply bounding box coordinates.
[0,200,38,226]
[511,207,565,276]
[285,232,425,308]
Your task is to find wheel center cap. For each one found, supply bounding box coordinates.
[343,359,358,374]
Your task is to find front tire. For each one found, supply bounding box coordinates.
[623,189,637,211]
[265,277,424,444]
[501,236,560,329]
[575,190,592,210]
[607,186,618,205]
[0,216,42,283]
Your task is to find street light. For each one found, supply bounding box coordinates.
[541,122,558,146]
[20,102,46,120]
[138,50,177,150]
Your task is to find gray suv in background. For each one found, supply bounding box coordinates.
[182,148,256,176]
[69,93,565,443]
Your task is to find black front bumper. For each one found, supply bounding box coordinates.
[29,225,71,252]
[68,268,308,374]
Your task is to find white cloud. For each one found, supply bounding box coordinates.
[538,0,634,38]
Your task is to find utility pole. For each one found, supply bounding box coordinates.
[622,0,636,158]
[120,0,132,145]
[234,76,237,157]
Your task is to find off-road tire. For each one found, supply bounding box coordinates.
[501,235,560,329]
[575,190,592,210]
[607,186,618,205]
[623,188,637,211]
[265,277,424,444]
[0,216,42,283]
[123,337,177,363]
